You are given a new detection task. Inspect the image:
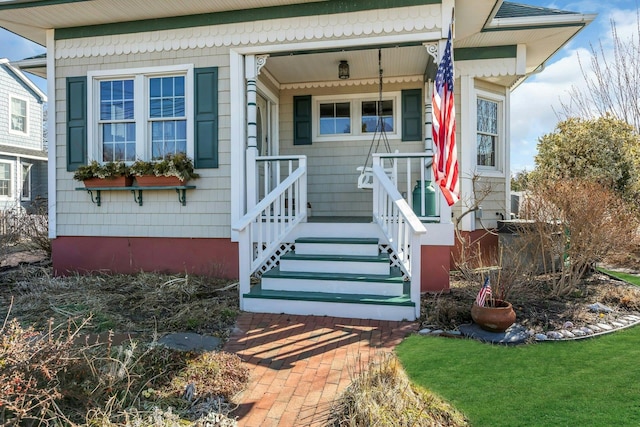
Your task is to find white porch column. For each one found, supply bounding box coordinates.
[245,55,269,212]
[459,74,475,231]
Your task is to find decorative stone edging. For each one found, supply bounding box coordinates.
[418,303,640,344]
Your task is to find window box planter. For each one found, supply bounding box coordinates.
[83,176,133,188]
[134,175,187,187]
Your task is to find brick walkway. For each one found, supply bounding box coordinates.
[223,313,417,427]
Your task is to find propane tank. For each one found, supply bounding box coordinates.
[412,180,436,217]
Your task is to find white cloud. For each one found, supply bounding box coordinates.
[509,2,640,172]
[510,47,593,171]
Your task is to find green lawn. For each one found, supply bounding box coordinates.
[598,267,640,287]
[396,328,640,426]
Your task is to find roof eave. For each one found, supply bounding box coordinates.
[486,13,596,30]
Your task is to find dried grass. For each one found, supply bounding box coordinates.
[0,268,239,340]
[327,353,468,427]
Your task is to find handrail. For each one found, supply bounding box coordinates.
[372,164,425,319]
[235,156,307,309]
[372,165,426,238]
[373,152,447,221]
[233,166,306,232]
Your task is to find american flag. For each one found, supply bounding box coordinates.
[432,26,460,206]
[475,277,492,307]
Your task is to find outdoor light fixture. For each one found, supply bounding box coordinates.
[338,60,350,79]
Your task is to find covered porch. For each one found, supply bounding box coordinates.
[231,37,455,321]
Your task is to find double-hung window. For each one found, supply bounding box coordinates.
[10,96,28,135]
[149,76,186,159]
[0,162,11,198]
[476,92,504,172]
[21,163,31,200]
[100,79,135,161]
[89,65,193,163]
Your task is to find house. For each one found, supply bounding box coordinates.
[0,58,47,212]
[0,0,594,320]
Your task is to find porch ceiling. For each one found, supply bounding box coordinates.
[264,45,430,85]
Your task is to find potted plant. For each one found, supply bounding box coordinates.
[73,161,133,188]
[130,153,199,186]
[470,272,517,332]
[456,245,525,333]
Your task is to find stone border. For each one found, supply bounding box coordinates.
[419,313,640,344]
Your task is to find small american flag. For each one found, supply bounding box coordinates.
[475,277,492,307]
[432,26,460,206]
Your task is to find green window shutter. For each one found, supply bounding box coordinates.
[66,76,87,171]
[194,67,219,168]
[293,95,312,145]
[402,89,423,142]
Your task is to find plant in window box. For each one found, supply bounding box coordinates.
[130,153,200,186]
[73,161,133,188]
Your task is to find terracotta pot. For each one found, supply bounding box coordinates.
[471,299,516,332]
[134,175,186,186]
[83,176,133,188]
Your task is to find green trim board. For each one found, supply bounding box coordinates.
[295,237,379,245]
[453,45,517,61]
[261,266,405,284]
[53,0,440,40]
[280,252,390,263]
[244,282,414,306]
[0,0,87,10]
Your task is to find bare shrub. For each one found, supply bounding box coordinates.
[0,201,50,261]
[327,353,468,427]
[523,179,637,296]
[0,313,88,426]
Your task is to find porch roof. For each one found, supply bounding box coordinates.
[0,0,595,87]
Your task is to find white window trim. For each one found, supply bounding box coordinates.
[0,160,12,200]
[21,162,32,201]
[311,91,402,142]
[8,94,29,136]
[474,89,505,177]
[87,64,194,163]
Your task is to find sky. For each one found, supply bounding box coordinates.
[0,0,637,173]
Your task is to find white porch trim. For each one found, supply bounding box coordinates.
[459,74,475,232]
[230,49,245,242]
[47,29,57,239]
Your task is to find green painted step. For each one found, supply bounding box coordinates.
[244,282,414,306]
[295,237,379,245]
[261,266,404,283]
[280,251,389,263]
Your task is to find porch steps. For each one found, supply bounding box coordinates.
[243,236,416,321]
[278,251,390,275]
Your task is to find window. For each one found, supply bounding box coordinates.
[100,80,135,161]
[476,97,500,169]
[21,163,31,200]
[319,102,350,135]
[149,76,186,159]
[312,92,399,142]
[10,96,28,134]
[89,65,193,163]
[361,100,393,133]
[0,163,11,197]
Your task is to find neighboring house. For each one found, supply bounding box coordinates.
[0,58,47,212]
[0,0,594,320]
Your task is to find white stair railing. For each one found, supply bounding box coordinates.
[233,156,307,309]
[372,164,426,318]
[373,152,449,222]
